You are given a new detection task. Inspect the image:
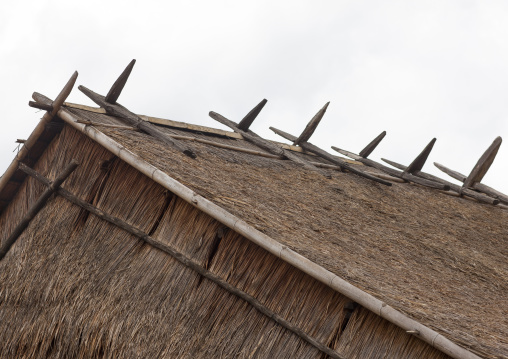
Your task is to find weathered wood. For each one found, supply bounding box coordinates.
[76,119,139,131]
[105,59,136,104]
[79,85,197,158]
[405,138,436,174]
[270,127,392,186]
[359,131,386,158]
[464,136,502,188]
[0,160,79,260]
[21,164,344,359]
[237,99,267,131]
[331,147,449,190]
[28,101,53,112]
[294,102,329,145]
[434,162,508,204]
[381,159,499,205]
[209,111,330,176]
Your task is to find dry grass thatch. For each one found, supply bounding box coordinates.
[0,121,454,358]
[53,106,508,359]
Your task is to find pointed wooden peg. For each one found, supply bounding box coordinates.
[434,162,467,182]
[405,138,436,174]
[464,136,502,188]
[237,99,267,131]
[294,102,329,145]
[359,131,386,158]
[105,59,136,104]
[31,71,78,116]
[381,158,406,171]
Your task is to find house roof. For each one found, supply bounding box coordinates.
[46,103,507,359]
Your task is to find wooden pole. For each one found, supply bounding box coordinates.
[78,85,197,159]
[237,99,267,131]
[463,137,502,188]
[270,127,392,186]
[0,160,79,260]
[105,59,136,104]
[209,111,331,176]
[405,138,436,174]
[294,102,329,145]
[359,131,386,158]
[20,163,344,359]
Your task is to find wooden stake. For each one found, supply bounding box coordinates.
[105,59,136,104]
[270,127,392,186]
[463,136,502,188]
[79,85,197,158]
[237,99,267,131]
[294,102,329,145]
[28,101,53,112]
[434,162,466,182]
[209,111,330,176]
[405,138,436,174]
[359,131,386,158]
[0,160,79,261]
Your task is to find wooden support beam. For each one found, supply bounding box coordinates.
[464,136,502,188]
[78,85,197,159]
[237,99,267,131]
[209,111,330,176]
[405,138,436,174]
[359,131,386,158]
[381,159,499,205]
[20,164,344,359]
[0,160,79,261]
[294,102,329,145]
[270,127,392,186]
[105,59,136,104]
[331,147,449,190]
[434,162,508,204]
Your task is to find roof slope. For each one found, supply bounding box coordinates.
[64,106,508,359]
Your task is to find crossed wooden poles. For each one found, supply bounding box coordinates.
[28,59,507,205]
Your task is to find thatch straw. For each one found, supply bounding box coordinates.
[53,107,507,359]
[0,123,455,358]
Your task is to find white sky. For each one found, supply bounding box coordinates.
[1,0,508,192]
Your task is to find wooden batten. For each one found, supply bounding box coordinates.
[79,85,197,159]
[359,131,386,158]
[237,99,267,131]
[0,160,78,261]
[270,127,392,186]
[105,59,136,104]
[463,136,502,188]
[209,111,330,176]
[294,102,329,145]
[405,138,436,174]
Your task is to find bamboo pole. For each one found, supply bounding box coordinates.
[20,163,345,359]
[58,107,481,359]
[0,71,78,196]
[0,160,79,260]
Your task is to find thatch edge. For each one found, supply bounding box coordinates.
[54,107,479,359]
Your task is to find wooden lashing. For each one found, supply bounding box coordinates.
[237,99,267,131]
[359,131,386,158]
[380,159,499,205]
[331,146,449,190]
[76,60,196,158]
[19,163,345,359]
[270,127,391,186]
[0,160,79,261]
[209,107,330,177]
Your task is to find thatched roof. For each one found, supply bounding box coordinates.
[59,104,507,358]
[0,93,506,358]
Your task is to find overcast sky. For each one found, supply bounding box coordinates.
[2,0,508,193]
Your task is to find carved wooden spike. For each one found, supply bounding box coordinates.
[464,136,502,188]
[359,131,386,158]
[237,99,267,131]
[381,158,406,171]
[294,102,329,145]
[28,101,53,112]
[405,138,436,174]
[105,59,136,104]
